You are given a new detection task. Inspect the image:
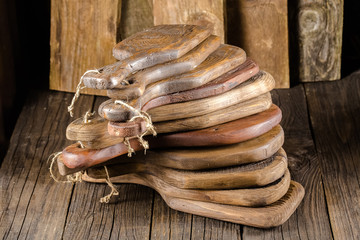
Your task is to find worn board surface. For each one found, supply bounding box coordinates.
[153,0,225,43]
[297,0,343,82]
[50,0,120,96]
[305,71,360,239]
[226,0,289,88]
[2,72,360,238]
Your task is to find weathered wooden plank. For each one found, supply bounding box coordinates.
[153,0,225,43]
[297,0,343,82]
[226,0,289,88]
[50,0,121,95]
[305,72,360,239]
[119,0,153,40]
[150,193,192,240]
[62,96,154,239]
[191,216,241,240]
[0,91,94,239]
[242,86,332,238]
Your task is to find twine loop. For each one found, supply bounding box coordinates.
[68,69,99,117]
[48,152,83,183]
[114,100,157,156]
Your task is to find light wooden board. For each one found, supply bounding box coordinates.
[162,181,304,228]
[49,0,119,95]
[84,25,211,89]
[83,168,291,207]
[147,70,274,122]
[84,149,288,190]
[153,0,225,43]
[108,35,220,100]
[227,0,289,88]
[109,92,272,136]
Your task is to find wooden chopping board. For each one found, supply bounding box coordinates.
[102,69,273,123]
[60,104,282,171]
[108,92,272,137]
[101,44,246,121]
[107,35,221,100]
[83,149,288,190]
[58,124,284,175]
[83,168,291,207]
[83,25,211,89]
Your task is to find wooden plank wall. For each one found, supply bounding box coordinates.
[153,0,225,43]
[227,0,289,88]
[50,0,121,96]
[49,0,344,94]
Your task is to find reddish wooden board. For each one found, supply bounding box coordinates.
[59,104,282,172]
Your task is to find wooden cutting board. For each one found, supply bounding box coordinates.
[58,125,284,175]
[162,181,304,228]
[83,168,290,207]
[108,58,259,107]
[60,104,282,171]
[66,116,124,149]
[101,44,246,121]
[82,25,211,89]
[108,92,272,137]
[84,149,288,189]
[82,171,304,227]
[101,68,271,123]
[106,35,220,100]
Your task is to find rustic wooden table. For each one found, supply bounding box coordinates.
[1,71,359,239]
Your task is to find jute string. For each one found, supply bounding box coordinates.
[114,100,157,156]
[48,152,83,183]
[68,69,99,117]
[100,166,119,203]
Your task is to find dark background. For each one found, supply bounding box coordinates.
[0,0,359,162]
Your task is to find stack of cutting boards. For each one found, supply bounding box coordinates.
[55,25,304,228]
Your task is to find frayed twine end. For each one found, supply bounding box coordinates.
[100,166,119,203]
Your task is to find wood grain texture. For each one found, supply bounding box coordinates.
[305,72,360,239]
[83,25,211,89]
[109,35,221,100]
[0,91,94,239]
[102,44,246,121]
[59,104,282,172]
[147,70,274,122]
[142,58,259,111]
[227,0,289,88]
[119,0,153,39]
[66,115,124,149]
[60,125,284,176]
[242,86,333,238]
[297,0,343,82]
[4,79,356,237]
[49,0,119,95]
[104,57,256,123]
[108,93,272,136]
[153,0,225,43]
[84,168,290,207]
[85,149,288,190]
[162,181,304,228]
